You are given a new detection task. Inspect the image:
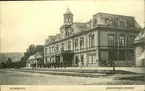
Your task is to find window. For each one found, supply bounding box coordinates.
[66,18,69,22]
[93,19,97,26]
[69,19,71,22]
[119,35,125,47]
[108,34,114,47]
[114,19,118,27]
[89,34,95,47]
[119,51,125,60]
[49,47,51,53]
[105,18,109,24]
[61,43,64,51]
[75,56,79,65]
[120,21,125,28]
[68,41,71,50]
[109,51,117,60]
[56,45,59,52]
[45,48,47,54]
[88,55,96,64]
[74,39,78,50]
[109,20,113,26]
[128,51,134,60]
[129,36,135,47]
[80,37,84,49]
[52,46,54,53]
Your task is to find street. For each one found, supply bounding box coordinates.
[0,69,144,85]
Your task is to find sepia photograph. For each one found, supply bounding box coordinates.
[0,0,145,86]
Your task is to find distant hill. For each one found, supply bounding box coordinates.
[0,52,24,63]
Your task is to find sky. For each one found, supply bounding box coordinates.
[0,0,144,53]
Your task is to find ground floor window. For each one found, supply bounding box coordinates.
[80,54,84,66]
[119,51,125,60]
[74,55,79,65]
[109,51,117,61]
[88,54,96,63]
[128,51,134,60]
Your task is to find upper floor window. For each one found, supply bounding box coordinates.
[105,18,109,24]
[74,39,78,50]
[93,19,97,26]
[108,34,114,47]
[49,47,51,53]
[56,45,59,52]
[129,36,135,47]
[52,46,54,53]
[120,21,125,28]
[109,20,113,26]
[66,18,69,22]
[114,19,118,27]
[45,48,47,54]
[61,43,64,51]
[119,35,125,47]
[68,41,71,50]
[86,23,91,29]
[80,37,84,49]
[69,19,71,22]
[89,34,95,47]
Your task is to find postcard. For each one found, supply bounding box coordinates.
[0,0,145,91]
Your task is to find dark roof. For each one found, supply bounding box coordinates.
[94,12,134,18]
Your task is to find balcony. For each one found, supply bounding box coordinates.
[60,48,74,55]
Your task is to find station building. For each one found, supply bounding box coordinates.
[44,8,142,67]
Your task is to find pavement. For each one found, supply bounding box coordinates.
[21,66,145,73]
[13,66,145,78]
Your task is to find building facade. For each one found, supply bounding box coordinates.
[44,9,142,67]
[134,28,145,66]
[26,52,44,68]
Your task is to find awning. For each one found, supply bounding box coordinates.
[139,50,145,60]
[140,32,145,40]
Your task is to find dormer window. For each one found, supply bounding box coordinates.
[120,21,125,28]
[114,19,118,27]
[109,20,113,26]
[93,19,97,26]
[105,18,109,24]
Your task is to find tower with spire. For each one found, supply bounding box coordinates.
[63,8,73,25]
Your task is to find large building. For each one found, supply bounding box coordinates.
[134,28,145,66]
[44,8,142,67]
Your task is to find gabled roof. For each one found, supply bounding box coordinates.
[27,52,43,61]
[35,52,43,59]
[28,55,35,60]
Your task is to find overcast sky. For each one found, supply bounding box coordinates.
[0,0,144,53]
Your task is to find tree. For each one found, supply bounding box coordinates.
[0,62,6,68]
[22,44,44,68]
[19,57,26,67]
[6,57,12,68]
[35,45,44,52]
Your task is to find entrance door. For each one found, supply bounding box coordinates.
[63,54,73,67]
